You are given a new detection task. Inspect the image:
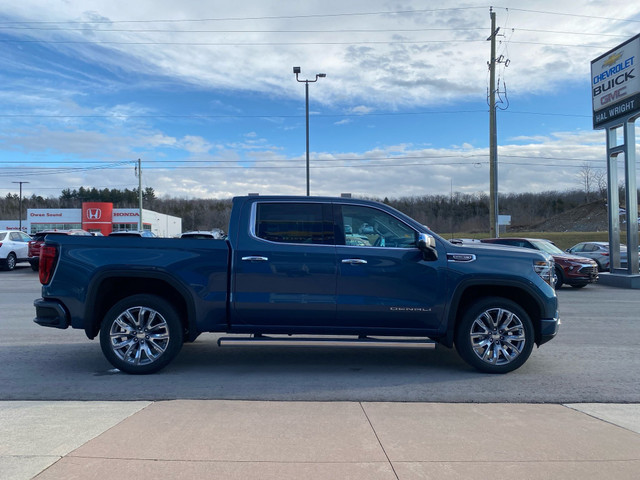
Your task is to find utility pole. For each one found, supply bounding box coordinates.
[488,8,499,238]
[137,158,143,231]
[12,181,29,232]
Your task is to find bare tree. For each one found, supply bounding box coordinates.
[595,169,607,200]
[578,162,595,202]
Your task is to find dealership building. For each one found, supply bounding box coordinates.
[0,202,182,237]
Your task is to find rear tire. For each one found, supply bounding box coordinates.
[455,297,534,374]
[99,294,183,374]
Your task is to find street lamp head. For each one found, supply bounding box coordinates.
[293,66,301,74]
[318,73,326,78]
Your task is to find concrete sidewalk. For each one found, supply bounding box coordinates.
[1,401,639,480]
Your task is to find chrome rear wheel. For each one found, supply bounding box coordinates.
[100,294,183,374]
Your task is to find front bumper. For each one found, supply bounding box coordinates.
[564,264,599,285]
[538,314,560,345]
[33,298,70,329]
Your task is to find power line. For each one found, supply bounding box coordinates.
[503,7,640,24]
[0,7,487,26]
[0,153,612,166]
[0,38,488,46]
[0,109,592,119]
[1,5,637,26]
[0,38,624,48]
[0,26,488,33]
[0,25,633,41]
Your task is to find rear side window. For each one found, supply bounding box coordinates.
[255,203,334,245]
[500,239,527,248]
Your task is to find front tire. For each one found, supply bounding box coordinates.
[99,294,183,374]
[2,253,17,271]
[455,297,534,374]
[554,266,564,289]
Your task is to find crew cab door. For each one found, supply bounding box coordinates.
[335,204,446,331]
[231,201,338,328]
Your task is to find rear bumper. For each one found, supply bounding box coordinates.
[538,314,560,345]
[33,298,70,329]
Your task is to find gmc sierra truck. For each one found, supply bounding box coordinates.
[34,196,559,374]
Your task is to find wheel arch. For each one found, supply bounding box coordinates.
[84,271,197,341]
[444,280,547,348]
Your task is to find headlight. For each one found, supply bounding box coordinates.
[534,259,555,286]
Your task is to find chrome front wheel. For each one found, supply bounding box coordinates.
[455,298,534,373]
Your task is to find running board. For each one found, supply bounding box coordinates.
[217,335,436,349]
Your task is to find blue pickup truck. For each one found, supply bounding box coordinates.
[34,196,559,374]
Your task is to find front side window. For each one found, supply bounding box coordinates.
[340,205,416,248]
[255,203,334,245]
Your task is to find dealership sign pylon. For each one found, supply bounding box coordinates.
[591,33,640,282]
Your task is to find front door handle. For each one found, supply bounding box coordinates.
[341,258,367,265]
[242,256,269,262]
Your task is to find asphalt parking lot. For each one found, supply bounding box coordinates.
[1,266,639,403]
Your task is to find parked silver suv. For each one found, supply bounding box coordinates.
[566,241,627,271]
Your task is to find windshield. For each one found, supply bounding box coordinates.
[531,240,564,255]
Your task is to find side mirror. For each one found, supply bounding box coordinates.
[417,233,438,261]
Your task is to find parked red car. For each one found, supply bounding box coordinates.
[481,237,598,289]
[28,229,91,271]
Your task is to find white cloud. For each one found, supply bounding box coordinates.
[349,105,374,115]
[1,1,639,202]
[4,1,638,108]
[179,135,212,154]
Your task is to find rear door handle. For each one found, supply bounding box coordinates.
[242,256,269,262]
[341,258,367,265]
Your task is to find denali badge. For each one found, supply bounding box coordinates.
[390,307,432,312]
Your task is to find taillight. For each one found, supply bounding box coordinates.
[39,245,58,285]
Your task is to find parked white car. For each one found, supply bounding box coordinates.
[0,230,31,270]
[180,229,226,239]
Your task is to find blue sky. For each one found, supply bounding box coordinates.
[1,1,639,200]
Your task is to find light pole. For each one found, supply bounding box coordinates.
[293,67,326,196]
[12,181,29,232]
